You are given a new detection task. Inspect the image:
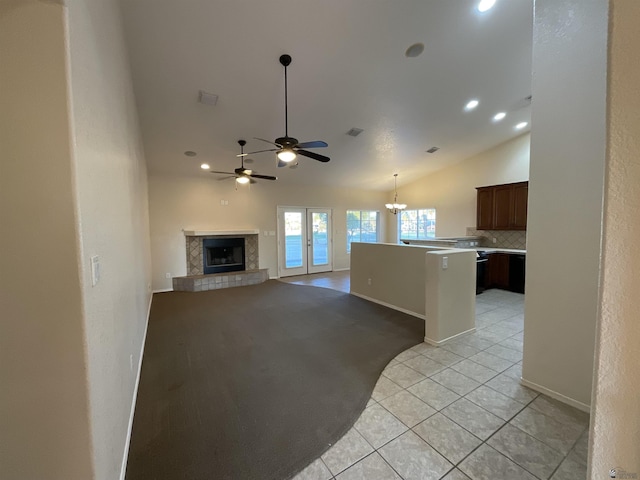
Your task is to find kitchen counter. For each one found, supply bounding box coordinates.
[474,247,526,254]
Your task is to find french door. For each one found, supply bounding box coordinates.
[277,207,333,277]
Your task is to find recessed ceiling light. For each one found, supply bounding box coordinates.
[515,122,528,130]
[184,151,197,157]
[200,163,210,170]
[405,43,425,58]
[477,0,497,13]
[493,112,506,121]
[465,99,479,111]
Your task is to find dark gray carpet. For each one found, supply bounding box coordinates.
[126,280,424,480]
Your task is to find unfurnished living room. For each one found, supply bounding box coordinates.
[1,1,639,480]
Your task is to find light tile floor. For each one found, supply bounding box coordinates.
[286,273,590,480]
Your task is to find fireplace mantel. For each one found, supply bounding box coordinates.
[183,229,259,236]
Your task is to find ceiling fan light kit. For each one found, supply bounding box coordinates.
[386,174,407,215]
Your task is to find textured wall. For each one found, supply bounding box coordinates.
[0,3,94,478]
[65,0,153,477]
[590,0,640,477]
[523,0,607,409]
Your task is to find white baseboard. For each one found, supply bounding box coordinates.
[153,288,173,293]
[349,291,425,320]
[119,293,153,480]
[424,327,476,346]
[520,378,591,413]
[333,268,350,272]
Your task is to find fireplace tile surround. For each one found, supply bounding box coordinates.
[185,232,259,276]
[173,230,267,292]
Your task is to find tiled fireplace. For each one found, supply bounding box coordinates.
[172,230,268,292]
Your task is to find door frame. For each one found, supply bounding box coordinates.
[276,206,333,278]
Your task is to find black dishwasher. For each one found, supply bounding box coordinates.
[509,254,526,294]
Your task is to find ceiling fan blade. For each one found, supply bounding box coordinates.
[249,174,277,181]
[254,137,282,148]
[296,140,328,149]
[210,170,236,175]
[241,148,278,156]
[249,178,257,184]
[296,149,330,163]
[216,175,236,181]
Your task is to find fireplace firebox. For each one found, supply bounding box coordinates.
[203,238,245,274]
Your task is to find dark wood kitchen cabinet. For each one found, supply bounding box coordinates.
[476,181,528,230]
[487,253,510,289]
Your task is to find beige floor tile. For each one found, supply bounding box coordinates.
[335,452,401,480]
[464,385,526,421]
[371,376,403,402]
[408,378,460,411]
[379,390,436,427]
[381,363,426,388]
[413,413,481,464]
[321,428,374,476]
[484,373,538,404]
[402,355,447,377]
[488,424,565,479]
[291,458,333,480]
[441,398,504,440]
[354,404,408,449]
[449,358,500,383]
[458,444,538,480]
[431,368,481,395]
[379,431,453,480]
[510,407,585,455]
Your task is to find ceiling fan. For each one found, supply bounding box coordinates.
[244,54,330,168]
[211,140,277,185]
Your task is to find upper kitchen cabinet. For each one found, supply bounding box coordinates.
[476,181,528,231]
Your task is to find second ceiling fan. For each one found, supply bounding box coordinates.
[247,54,330,168]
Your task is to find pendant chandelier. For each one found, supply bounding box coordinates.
[385,173,407,215]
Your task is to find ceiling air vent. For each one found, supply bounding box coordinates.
[198,90,219,106]
[346,127,364,137]
[426,147,440,154]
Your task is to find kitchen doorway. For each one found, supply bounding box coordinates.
[277,207,333,277]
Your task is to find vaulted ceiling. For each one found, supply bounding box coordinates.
[120,0,533,190]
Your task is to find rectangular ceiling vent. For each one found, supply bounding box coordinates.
[426,146,440,153]
[346,127,364,137]
[198,90,219,106]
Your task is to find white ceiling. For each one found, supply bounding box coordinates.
[120,0,533,191]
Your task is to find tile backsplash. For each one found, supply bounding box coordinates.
[466,227,527,250]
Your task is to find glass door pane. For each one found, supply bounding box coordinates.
[284,211,303,268]
[311,212,328,267]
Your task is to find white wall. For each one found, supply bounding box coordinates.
[387,133,530,242]
[0,1,152,479]
[148,173,387,290]
[590,0,640,476]
[0,3,94,478]
[522,0,607,409]
[66,0,153,478]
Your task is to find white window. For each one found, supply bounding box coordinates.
[347,210,379,253]
[399,209,436,240]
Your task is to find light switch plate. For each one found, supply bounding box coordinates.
[442,256,448,270]
[91,255,100,286]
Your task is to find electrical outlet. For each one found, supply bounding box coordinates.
[442,256,448,270]
[129,354,134,372]
[492,237,497,244]
[165,272,171,279]
[367,278,372,285]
